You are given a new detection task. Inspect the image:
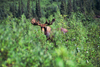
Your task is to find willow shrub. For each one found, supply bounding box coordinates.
[0,13,100,67]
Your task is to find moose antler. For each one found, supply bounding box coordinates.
[31,18,40,25]
[31,18,47,28]
[31,18,55,27]
[45,19,55,25]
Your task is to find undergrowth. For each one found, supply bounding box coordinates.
[0,14,100,67]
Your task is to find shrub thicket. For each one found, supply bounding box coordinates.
[0,12,100,67]
[0,0,100,67]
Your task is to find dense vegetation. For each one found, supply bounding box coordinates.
[0,0,100,67]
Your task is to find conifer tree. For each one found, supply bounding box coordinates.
[21,0,24,14]
[17,0,24,17]
[67,0,72,16]
[10,0,17,17]
[73,0,77,12]
[18,0,21,17]
[36,0,41,20]
[27,0,31,18]
[60,0,67,15]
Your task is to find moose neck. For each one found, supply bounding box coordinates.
[41,26,51,38]
[41,27,47,34]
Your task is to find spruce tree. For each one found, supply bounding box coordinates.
[32,0,36,18]
[10,0,17,17]
[18,0,21,17]
[73,0,77,12]
[21,0,24,14]
[60,0,67,15]
[80,0,84,13]
[17,0,24,17]
[67,0,72,16]
[36,0,41,20]
[27,0,31,18]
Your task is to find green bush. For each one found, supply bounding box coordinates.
[0,13,100,67]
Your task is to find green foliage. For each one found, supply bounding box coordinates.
[0,0,100,67]
[0,12,100,67]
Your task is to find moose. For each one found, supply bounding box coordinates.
[31,18,68,40]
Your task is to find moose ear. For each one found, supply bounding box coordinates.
[52,19,55,22]
[51,18,55,24]
[45,19,48,24]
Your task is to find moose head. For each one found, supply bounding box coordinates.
[31,18,68,39]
